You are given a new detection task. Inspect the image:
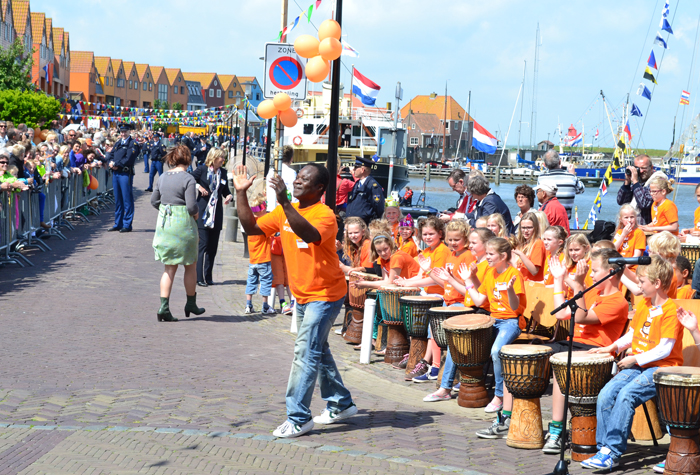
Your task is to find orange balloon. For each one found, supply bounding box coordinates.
[305,56,330,83]
[319,37,342,61]
[279,108,298,128]
[257,99,277,120]
[294,34,320,59]
[318,19,341,41]
[273,93,292,111]
[89,175,99,190]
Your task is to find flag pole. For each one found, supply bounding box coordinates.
[349,64,354,121]
[324,0,342,211]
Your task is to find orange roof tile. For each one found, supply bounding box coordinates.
[150,66,165,82]
[218,74,239,90]
[182,72,217,88]
[45,17,52,44]
[123,61,136,78]
[400,95,471,122]
[164,68,182,85]
[53,27,64,52]
[64,30,70,52]
[134,64,150,81]
[112,58,124,75]
[12,0,30,36]
[30,12,45,44]
[70,51,94,74]
[94,56,112,77]
[237,76,258,83]
[0,0,6,22]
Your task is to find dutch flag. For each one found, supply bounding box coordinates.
[352,68,380,107]
[471,120,498,154]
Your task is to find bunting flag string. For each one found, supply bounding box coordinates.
[277,0,324,41]
[681,90,690,105]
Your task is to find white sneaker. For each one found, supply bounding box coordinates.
[244,304,253,314]
[261,306,276,314]
[334,328,343,335]
[313,404,358,425]
[272,419,314,438]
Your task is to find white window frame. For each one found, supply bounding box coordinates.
[209,89,214,97]
[216,89,221,98]
[410,137,418,146]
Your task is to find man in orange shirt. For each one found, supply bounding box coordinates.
[234,163,356,439]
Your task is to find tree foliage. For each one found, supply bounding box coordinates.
[172,102,183,111]
[0,39,35,91]
[153,99,169,110]
[0,89,61,128]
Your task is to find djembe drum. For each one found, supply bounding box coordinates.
[443,314,494,408]
[654,367,700,475]
[500,344,553,449]
[427,306,471,387]
[400,296,444,376]
[345,272,382,344]
[377,285,420,364]
[550,351,614,461]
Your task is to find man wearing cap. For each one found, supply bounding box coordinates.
[107,123,141,232]
[346,156,385,224]
[535,183,569,234]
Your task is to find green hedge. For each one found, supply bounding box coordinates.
[0,89,61,128]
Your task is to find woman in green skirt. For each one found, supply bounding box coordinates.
[151,144,205,322]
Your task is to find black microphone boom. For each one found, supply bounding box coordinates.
[608,256,652,266]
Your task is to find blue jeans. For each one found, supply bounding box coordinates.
[143,152,149,173]
[596,366,658,459]
[148,161,164,189]
[286,297,352,425]
[112,171,134,229]
[491,318,521,398]
[438,302,464,390]
[245,262,273,296]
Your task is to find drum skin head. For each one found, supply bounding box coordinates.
[501,344,552,356]
[400,296,445,304]
[443,314,494,331]
[428,306,472,315]
[379,285,421,292]
[654,366,700,386]
[350,271,382,281]
[550,351,614,366]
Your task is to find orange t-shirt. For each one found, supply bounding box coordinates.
[443,250,476,305]
[517,239,546,282]
[248,234,272,264]
[465,259,491,311]
[652,199,679,235]
[478,265,526,320]
[390,222,399,240]
[668,274,678,299]
[420,242,451,295]
[615,228,646,259]
[629,297,683,368]
[359,239,373,267]
[542,251,565,285]
[399,237,419,258]
[677,284,694,299]
[257,201,346,304]
[380,250,421,280]
[573,289,628,347]
[695,206,700,231]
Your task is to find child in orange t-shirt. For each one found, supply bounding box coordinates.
[641,176,679,236]
[541,225,567,285]
[613,204,646,267]
[675,255,694,299]
[340,217,372,274]
[462,237,526,416]
[382,200,402,241]
[353,235,420,290]
[582,256,683,469]
[563,233,593,299]
[512,212,546,281]
[621,231,681,299]
[680,184,700,237]
[395,216,450,295]
[397,214,419,257]
[245,200,274,314]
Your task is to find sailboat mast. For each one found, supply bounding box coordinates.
[530,23,539,148]
[517,60,526,154]
[442,81,447,160]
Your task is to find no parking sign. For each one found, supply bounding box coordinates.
[263,43,308,100]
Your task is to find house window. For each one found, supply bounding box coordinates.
[454,122,459,130]
[158,83,168,101]
[214,80,218,86]
[445,121,449,129]
[256,93,261,101]
[117,78,124,87]
[178,77,181,82]
[149,82,152,91]
[129,80,133,89]
[411,123,415,130]
[173,85,177,94]
[180,86,185,95]
[228,91,233,98]
[209,89,214,97]
[135,81,139,90]
[410,137,418,146]
[216,89,221,98]
[143,82,147,91]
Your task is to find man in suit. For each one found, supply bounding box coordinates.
[107,123,141,232]
[193,136,211,166]
[466,174,515,234]
[145,133,165,192]
[346,156,385,224]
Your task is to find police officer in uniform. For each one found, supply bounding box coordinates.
[346,156,385,224]
[107,123,141,232]
[145,133,165,192]
[193,136,211,166]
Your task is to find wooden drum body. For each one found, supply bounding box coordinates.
[427,306,471,350]
[401,296,444,375]
[377,286,420,364]
[345,272,382,344]
[443,315,494,408]
[550,352,614,461]
[500,344,553,449]
[654,367,700,475]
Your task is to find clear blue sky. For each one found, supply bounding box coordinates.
[33,0,700,150]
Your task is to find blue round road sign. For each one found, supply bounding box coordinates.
[269,56,303,90]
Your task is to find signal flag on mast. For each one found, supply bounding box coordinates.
[681,90,690,105]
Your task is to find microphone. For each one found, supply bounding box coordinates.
[608,256,652,266]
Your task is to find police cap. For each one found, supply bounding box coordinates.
[354,156,374,168]
[118,123,131,131]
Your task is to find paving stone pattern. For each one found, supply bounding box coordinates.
[0,172,668,474]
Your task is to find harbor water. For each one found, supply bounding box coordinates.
[408,177,699,229]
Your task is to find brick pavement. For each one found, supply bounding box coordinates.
[0,170,668,474]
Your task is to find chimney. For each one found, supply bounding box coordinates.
[386,102,392,111]
[430,93,437,99]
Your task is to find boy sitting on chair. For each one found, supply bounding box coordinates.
[582,255,683,470]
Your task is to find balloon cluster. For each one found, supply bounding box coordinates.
[257,92,298,127]
[294,19,342,83]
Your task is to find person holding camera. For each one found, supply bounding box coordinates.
[617,154,667,225]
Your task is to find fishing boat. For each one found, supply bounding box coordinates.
[665,112,700,185]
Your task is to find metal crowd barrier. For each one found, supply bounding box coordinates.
[0,167,114,268]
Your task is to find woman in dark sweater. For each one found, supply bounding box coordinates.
[190,148,232,286]
[151,144,206,322]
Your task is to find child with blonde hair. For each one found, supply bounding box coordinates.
[640,176,679,235]
[382,199,403,239]
[487,213,508,238]
[512,212,545,281]
[613,205,646,265]
[541,225,567,285]
[621,231,681,299]
[397,214,418,257]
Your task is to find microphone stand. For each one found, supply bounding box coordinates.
[545,265,622,475]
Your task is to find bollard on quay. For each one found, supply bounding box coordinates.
[242,232,249,258]
[224,215,239,242]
